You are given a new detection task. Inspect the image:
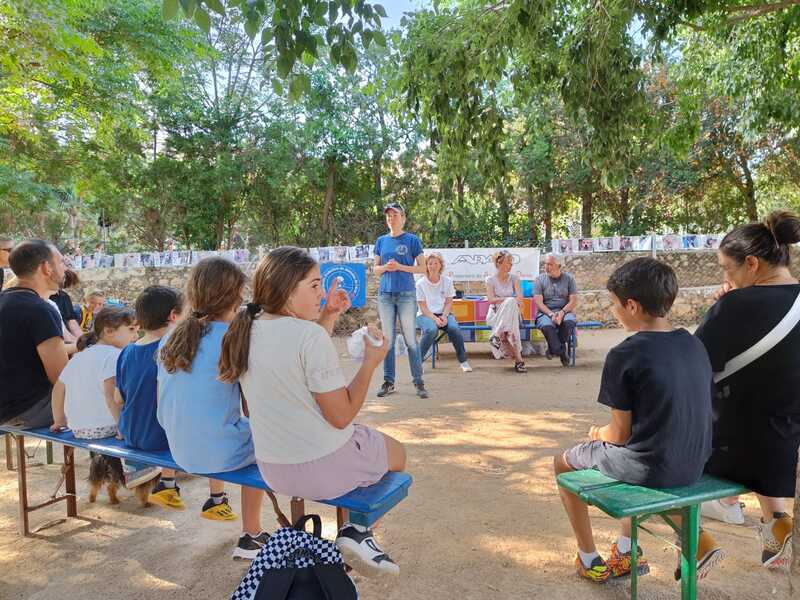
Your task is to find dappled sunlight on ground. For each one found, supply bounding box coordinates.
[1,330,796,599]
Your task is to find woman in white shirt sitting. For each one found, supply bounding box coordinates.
[415,253,472,372]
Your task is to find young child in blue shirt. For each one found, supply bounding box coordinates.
[115,285,186,505]
[554,258,712,583]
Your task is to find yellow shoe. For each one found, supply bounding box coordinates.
[201,496,238,521]
[575,554,610,583]
[148,482,186,510]
[759,512,793,569]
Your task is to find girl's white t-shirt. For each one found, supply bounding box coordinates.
[241,317,351,464]
[59,344,120,431]
[416,275,456,315]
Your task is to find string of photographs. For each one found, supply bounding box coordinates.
[552,234,723,255]
[66,249,253,270]
[308,245,375,262]
[65,245,377,271]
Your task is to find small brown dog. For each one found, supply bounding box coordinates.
[88,454,158,506]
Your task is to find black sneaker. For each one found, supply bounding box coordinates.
[376,381,395,397]
[336,523,400,576]
[232,531,270,561]
[415,383,429,399]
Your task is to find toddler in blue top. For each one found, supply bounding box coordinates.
[157,258,267,561]
[115,285,187,506]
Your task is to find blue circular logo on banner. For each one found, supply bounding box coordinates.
[320,263,366,308]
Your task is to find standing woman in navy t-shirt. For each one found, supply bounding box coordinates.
[373,202,428,398]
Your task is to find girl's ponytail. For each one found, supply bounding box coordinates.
[160,257,246,374]
[160,314,209,374]
[218,303,261,383]
[77,331,98,351]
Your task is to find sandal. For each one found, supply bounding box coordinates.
[514,361,527,373]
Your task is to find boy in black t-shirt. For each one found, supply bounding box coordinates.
[554,258,713,583]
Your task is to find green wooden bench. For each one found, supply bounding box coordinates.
[557,469,747,600]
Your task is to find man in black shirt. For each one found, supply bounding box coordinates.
[553,258,712,584]
[0,239,69,427]
[0,237,12,289]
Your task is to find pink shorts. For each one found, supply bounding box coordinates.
[257,424,389,501]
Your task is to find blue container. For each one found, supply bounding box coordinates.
[520,279,535,297]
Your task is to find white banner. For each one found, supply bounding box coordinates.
[426,247,540,281]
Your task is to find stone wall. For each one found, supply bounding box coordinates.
[63,248,800,329]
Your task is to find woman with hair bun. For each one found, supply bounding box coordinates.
[694,211,800,572]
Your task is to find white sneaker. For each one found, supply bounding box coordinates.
[700,499,745,525]
[460,361,473,372]
[336,523,400,577]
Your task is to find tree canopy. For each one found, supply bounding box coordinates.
[1,0,798,252]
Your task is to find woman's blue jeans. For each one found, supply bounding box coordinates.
[377,291,423,385]
[416,314,467,363]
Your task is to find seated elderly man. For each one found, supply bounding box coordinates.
[533,254,578,366]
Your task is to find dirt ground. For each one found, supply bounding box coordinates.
[0,329,796,599]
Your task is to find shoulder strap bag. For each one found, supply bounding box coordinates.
[714,289,800,384]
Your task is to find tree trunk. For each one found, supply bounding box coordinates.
[618,186,630,233]
[544,208,552,244]
[525,185,539,245]
[322,158,336,245]
[791,446,800,593]
[496,181,510,241]
[215,209,225,250]
[739,153,757,221]
[581,190,593,237]
[373,154,383,201]
[456,175,465,207]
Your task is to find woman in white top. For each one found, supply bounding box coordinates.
[219,246,406,577]
[416,252,471,372]
[485,250,526,372]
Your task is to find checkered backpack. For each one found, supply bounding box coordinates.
[231,514,358,600]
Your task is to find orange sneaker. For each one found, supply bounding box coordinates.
[575,554,610,583]
[759,512,793,569]
[674,529,724,581]
[607,542,650,578]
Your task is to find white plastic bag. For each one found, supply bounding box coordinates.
[347,326,383,361]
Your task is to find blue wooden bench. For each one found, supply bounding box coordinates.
[426,321,602,369]
[0,425,412,537]
[557,469,747,600]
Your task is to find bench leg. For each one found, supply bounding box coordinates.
[15,435,30,536]
[46,441,54,465]
[679,505,699,600]
[63,446,77,517]
[569,330,577,367]
[4,434,13,470]
[630,516,639,600]
[432,340,437,369]
[337,507,350,531]
[290,497,305,526]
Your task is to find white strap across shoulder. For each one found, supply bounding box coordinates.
[713,290,800,383]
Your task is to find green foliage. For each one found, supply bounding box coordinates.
[163,0,387,77]
[2,0,800,254]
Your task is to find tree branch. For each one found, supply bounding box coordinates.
[727,0,800,22]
